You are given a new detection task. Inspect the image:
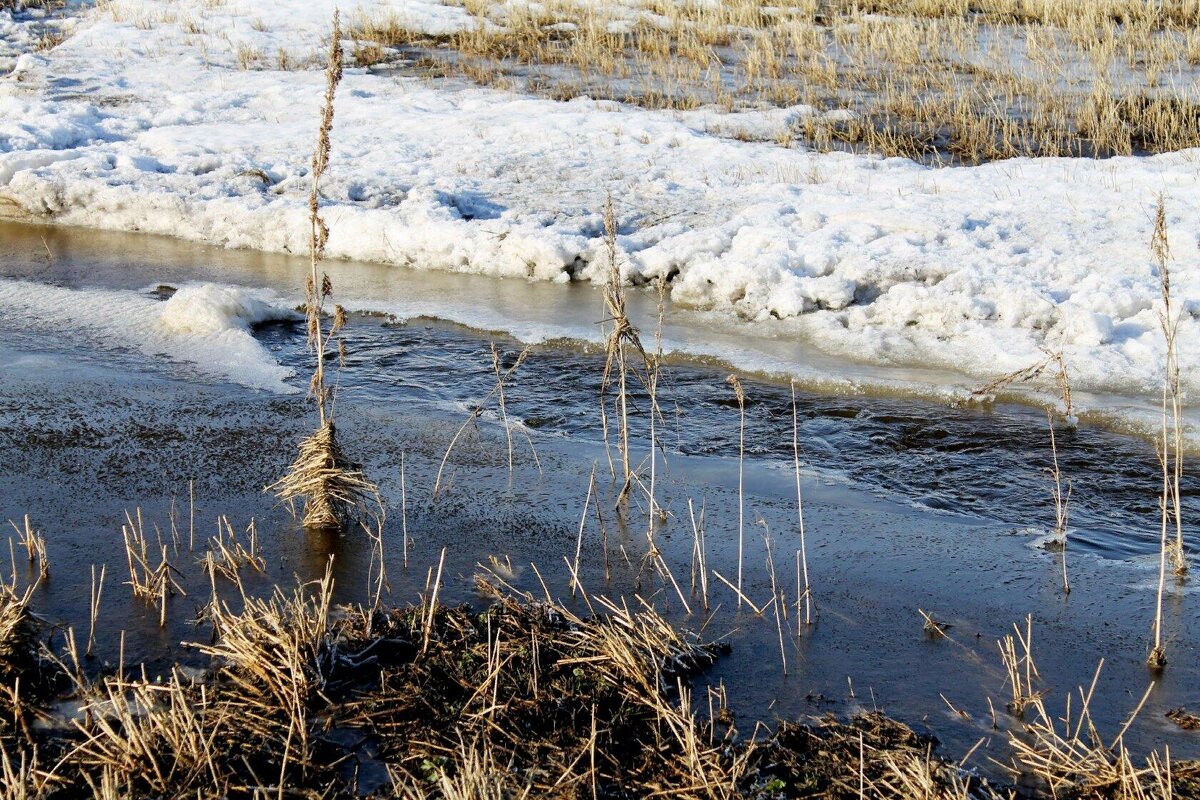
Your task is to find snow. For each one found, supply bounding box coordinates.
[159,282,298,338]
[0,0,1198,428]
[0,278,298,391]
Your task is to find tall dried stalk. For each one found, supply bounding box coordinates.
[490,344,540,475]
[422,548,447,655]
[1149,197,1185,671]
[570,467,597,599]
[306,14,342,431]
[790,381,813,628]
[1047,413,1071,595]
[1154,200,1187,580]
[86,564,105,658]
[269,12,378,531]
[364,507,389,613]
[599,194,648,503]
[400,451,409,569]
[688,499,709,611]
[188,478,195,552]
[764,534,787,675]
[646,277,667,540]
[727,375,747,607]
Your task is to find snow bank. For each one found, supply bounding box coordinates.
[1,0,1198,414]
[0,278,298,391]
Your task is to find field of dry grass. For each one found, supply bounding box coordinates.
[351,0,1200,163]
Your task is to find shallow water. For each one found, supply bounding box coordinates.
[1,220,1198,779]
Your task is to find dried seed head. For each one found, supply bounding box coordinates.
[726,374,746,406]
[333,304,347,332]
[338,339,347,367]
[1152,197,1171,295]
[321,274,333,298]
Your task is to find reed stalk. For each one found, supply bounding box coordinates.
[599,195,648,504]
[1149,197,1183,670]
[790,381,813,628]
[727,375,747,607]
[268,12,378,531]
[1047,413,1071,595]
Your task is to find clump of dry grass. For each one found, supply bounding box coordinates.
[70,669,224,796]
[190,564,335,772]
[8,516,48,583]
[270,12,379,531]
[0,581,50,742]
[201,516,265,582]
[998,615,1046,717]
[120,509,184,627]
[761,712,996,799]
[272,421,378,529]
[1000,616,1200,798]
[351,578,732,796]
[0,584,37,688]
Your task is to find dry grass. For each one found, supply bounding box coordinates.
[1046,413,1071,594]
[727,374,747,607]
[350,0,1200,163]
[1000,616,1200,798]
[0,581,50,743]
[201,515,265,582]
[7,517,47,583]
[271,420,380,530]
[119,509,184,627]
[432,344,537,498]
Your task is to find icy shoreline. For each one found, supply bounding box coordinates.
[1,0,1198,410]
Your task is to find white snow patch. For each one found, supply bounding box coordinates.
[159,283,296,337]
[0,279,297,391]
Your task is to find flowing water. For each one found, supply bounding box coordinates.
[1,220,1197,779]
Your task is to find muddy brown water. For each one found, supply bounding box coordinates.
[0,220,1197,782]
